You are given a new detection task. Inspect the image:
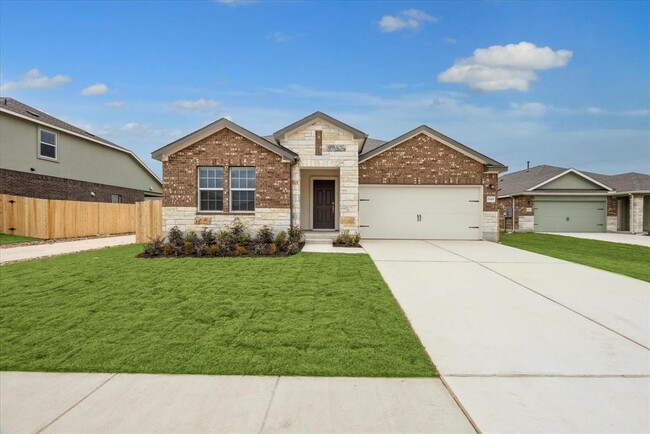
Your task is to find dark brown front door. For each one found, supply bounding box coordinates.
[313,180,335,229]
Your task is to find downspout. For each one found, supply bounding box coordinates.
[629,193,634,234]
[512,196,515,234]
[289,161,294,228]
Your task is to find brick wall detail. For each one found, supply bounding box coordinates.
[359,133,498,212]
[497,195,535,231]
[163,128,291,209]
[0,168,144,203]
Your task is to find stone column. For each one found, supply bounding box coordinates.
[632,194,644,234]
[291,165,301,227]
[339,162,359,232]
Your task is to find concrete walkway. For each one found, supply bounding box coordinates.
[542,232,650,247]
[0,372,474,434]
[0,235,135,264]
[363,239,650,433]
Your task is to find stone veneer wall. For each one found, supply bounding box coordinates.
[161,127,292,234]
[359,132,500,240]
[279,119,361,232]
[632,194,644,234]
[163,206,290,234]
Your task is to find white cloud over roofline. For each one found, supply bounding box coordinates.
[438,42,573,92]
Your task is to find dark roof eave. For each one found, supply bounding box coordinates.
[273,111,367,141]
[152,118,298,162]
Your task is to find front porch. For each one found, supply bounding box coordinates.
[299,168,341,231]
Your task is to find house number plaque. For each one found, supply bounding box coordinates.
[195,217,212,225]
[325,144,346,152]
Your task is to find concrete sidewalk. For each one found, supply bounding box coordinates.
[0,371,474,434]
[0,235,135,264]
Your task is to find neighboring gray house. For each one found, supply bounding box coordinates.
[498,165,650,234]
[0,97,162,203]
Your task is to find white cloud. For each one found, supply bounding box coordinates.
[443,37,457,44]
[105,101,125,107]
[267,31,290,43]
[438,42,573,92]
[0,68,70,92]
[621,108,649,117]
[81,83,108,96]
[378,9,437,32]
[510,102,552,116]
[121,122,141,132]
[587,106,606,115]
[172,98,220,111]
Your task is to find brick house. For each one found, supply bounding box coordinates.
[0,97,162,203]
[498,165,650,234]
[152,112,508,241]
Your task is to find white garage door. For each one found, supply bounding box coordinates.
[359,185,482,240]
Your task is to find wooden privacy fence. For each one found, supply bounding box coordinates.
[135,200,162,242]
[0,194,136,240]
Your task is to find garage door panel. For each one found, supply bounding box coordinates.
[359,186,482,240]
[534,200,606,232]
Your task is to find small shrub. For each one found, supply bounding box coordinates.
[288,225,303,243]
[287,242,300,255]
[168,226,184,254]
[184,241,192,256]
[216,241,230,256]
[269,243,278,255]
[195,241,209,256]
[143,237,164,256]
[234,244,247,256]
[274,230,288,248]
[163,242,172,255]
[210,245,219,256]
[254,244,267,256]
[335,230,361,247]
[201,227,216,245]
[237,232,252,246]
[230,218,247,238]
[256,226,274,244]
[216,229,230,244]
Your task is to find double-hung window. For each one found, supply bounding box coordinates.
[198,167,224,212]
[39,129,57,160]
[230,167,255,212]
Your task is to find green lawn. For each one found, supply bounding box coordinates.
[0,245,435,377]
[501,233,650,282]
[0,233,40,245]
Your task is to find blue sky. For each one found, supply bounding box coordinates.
[1,0,649,177]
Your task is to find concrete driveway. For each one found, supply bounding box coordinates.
[363,239,650,433]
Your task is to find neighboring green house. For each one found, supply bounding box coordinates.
[0,97,162,203]
[498,165,650,234]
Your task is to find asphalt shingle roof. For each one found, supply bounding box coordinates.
[499,164,650,196]
[1,97,128,151]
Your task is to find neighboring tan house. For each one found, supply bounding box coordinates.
[0,97,162,203]
[498,165,650,234]
[152,112,507,241]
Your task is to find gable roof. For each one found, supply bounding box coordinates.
[359,124,508,171]
[498,165,650,197]
[0,97,161,183]
[527,168,613,192]
[272,111,368,143]
[152,118,298,162]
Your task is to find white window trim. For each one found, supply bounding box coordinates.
[197,167,224,213]
[38,128,58,161]
[230,167,256,213]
